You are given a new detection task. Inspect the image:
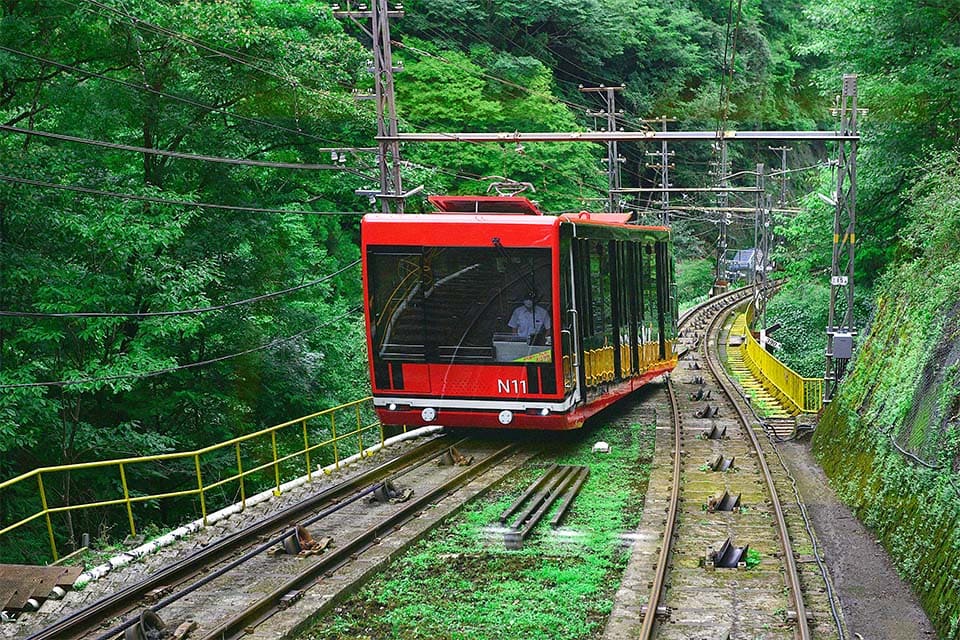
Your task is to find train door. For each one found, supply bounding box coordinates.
[559,229,581,404]
[655,240,669,360]
[573,235,616,402]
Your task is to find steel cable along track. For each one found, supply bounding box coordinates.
[26,435,454,640]
[637,284,810,640]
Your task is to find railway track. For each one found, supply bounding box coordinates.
[22,435,527,640]
[630,286,817,639]
[20,286,837,640]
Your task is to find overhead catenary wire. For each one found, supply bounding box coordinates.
[410,21,654,133]
[0,174,366,216]
[0,46,377,153]
[0,260,360,319]
[0,125,379,178]
[0,50,491,192]
[0,306,362,389]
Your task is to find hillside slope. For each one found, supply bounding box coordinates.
[813,152,960,640]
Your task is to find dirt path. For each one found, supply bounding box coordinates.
[779,439,939,640]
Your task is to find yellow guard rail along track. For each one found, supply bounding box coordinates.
[1,397,386,562]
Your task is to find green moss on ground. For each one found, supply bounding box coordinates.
[302,418,655,640]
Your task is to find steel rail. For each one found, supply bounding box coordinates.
[638,286,756,638]
[25,435,453,640]
[704,299,811,639]
[200,442,519,640]
[638,377,682,637]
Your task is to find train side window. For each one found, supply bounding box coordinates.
[639,242,658,344]
[586,239,613,349]
[368,249,426,362]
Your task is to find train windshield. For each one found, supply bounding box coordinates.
[367,246,553,364]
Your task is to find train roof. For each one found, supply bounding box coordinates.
[361,195,670,233]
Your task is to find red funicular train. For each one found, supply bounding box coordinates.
[361,195,678,430]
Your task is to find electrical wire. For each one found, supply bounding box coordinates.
[0,51,489,194]
[69,0,355,108]
[0,261,360,319]
[0,174,365,216]
[0,46,376,153]
[0,125,378,178]
[0,306,362,389]
[414,19,654,133]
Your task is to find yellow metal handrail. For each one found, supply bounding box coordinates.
[1,397,381,562]
[583,340,676,387]
[738,316,822,413]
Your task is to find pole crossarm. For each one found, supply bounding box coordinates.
[382,131,859,143]
[613,186,763,193]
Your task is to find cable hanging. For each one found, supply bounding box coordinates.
[0,174,366,216]
[0,260,360,319]
[0,306,363,389]
[0,46,378,152]
[0,125,379,178]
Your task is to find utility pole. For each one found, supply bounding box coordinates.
[769,145,791,205]
[713,138,730,293]
[644,115,675,225]
[824,75,859,402]
[580,85,624,213]
[754,165,772,335]
[334,0,416,213]
[753,163,764,301]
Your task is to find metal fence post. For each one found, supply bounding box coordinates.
[119,463,136,538]
[194,455,208,526]
[302,419,313,482]
[331,414,340,470]
[235,443,246,510]
[37,472,58,562]
[356,404,364,456]
[271,430,281,495]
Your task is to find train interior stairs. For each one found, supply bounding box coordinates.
[725,313,798,439]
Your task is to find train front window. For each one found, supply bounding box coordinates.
[367,246,553,364]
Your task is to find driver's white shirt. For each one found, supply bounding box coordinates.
[508,305,550,339]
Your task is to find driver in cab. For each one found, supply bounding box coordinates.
[508,294,551,345]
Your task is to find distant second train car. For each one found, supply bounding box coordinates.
[361,195,678,430]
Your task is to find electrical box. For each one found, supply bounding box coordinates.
[832,332,854,359]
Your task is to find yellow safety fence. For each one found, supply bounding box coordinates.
[0,397,383,562]
[738,316,822,413]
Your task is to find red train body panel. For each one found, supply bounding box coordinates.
[361,196,678,430]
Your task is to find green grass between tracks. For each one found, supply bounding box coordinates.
[301,417,655,640]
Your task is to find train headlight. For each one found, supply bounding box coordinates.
[421,407,437,422]
[388,403,397,411]
[498,410,514,425]
[540,408,550,416]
